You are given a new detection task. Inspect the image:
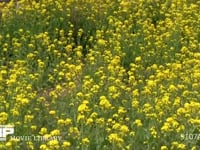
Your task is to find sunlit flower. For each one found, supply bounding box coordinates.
[62,141,71,148]
[65,118,72,125]
[133,119,143,127]
[120,125,129,133]
[97,39,106,46]
[161,145,168,150]
[99,96,112,109]
[78,103,89,113]
[39,127,48,135]
[81,137,90,145]
[47,140,60,149]
[50,129,60,136]
[108,133,124,147]
[49,110,56,115]
[40,144,47,150]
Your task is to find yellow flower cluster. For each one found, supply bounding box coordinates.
[0,0,200,149]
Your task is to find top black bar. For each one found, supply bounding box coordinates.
[0,0,10,2]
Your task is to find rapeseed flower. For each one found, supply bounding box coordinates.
[97,39,106,46]
[39,144,47,150]
[99,96,112,109]
[133,119,143,127]
[1,0,200,149]
[68,127,80,138]
[50,129,60,136]
[78,102,90,113]
[39,127,48,135]
[161,145,168,150]
[49,110,56,115]
[65,118,72,125]
[108,133,124,147]
[0,112,8,123]
[81,137,90,145]
[120,125,129,133]
[62,141,71,148]
[47,140,60,149]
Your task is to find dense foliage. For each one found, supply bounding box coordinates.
[0,0,200,149]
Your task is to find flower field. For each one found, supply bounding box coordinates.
[0,0,200,149]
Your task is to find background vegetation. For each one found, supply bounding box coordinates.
[0,0,200,149]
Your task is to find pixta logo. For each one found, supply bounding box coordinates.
[0,125,14,141]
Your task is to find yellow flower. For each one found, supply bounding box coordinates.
[96,118,105,127]
[24,115,34,123]
[113,113,118,119]
[77,114,85,122]
[97,39,106,46]
[57,119,65,125]
[81,138,90,145]
[39,144,47,150]
[62,141,71,148]
[176,125,185,133]
[27,53,35,59]
[129,131,135,137]
[31,125,37,131]
[78,103,89,113]
[133,119,143,127]
[135,56,142,63]
[76,92,84,98]
[49,91,58,99]
[10,108,19,116]
[118,107,127,114]
[49,110,56,115]
[47,140,60,149]
[68,127,80,138]
[112,123,121,130]
[75,65,82,73]
[69,81,76,89]
[90,112,98,118]
[65,118,72,125]
[50,129,60,136]
[147,79,156,87]
[78,28,84,37]
[150,127,157,138]
[177,108,186,116]
[26,142,34,150]
[191,146,197,150]
[132,100,139,108]
[161,123,170,132]
[5,142,12,148]
[181,46,188,53]
[173,97,181,107]
[99,96,112,109]
[161,145,168,150]
[39,127,48,135]
[108,86,117,93]
[38,59,45,68]
[168,84,177,92]
[177,144,186,150]
[86,118,93,125]
[76,51,82,58]
[55,84,62,91]
[16,96,29,105]
[108,133,124,147]
[120,125,129,133]
[132,89,139,97]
